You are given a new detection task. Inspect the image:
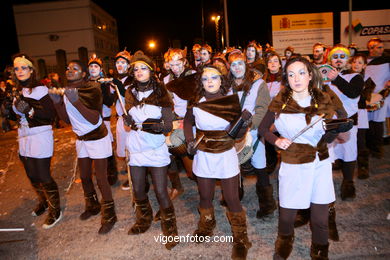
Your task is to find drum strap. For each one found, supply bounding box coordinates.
[252,138,260,153]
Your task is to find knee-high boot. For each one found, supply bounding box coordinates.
[310,243,329,260]
[99,200,117,234]
[168,171,184,200]
[273,233,294,260]
[79,191,101,220]
[107,155,119,185]
[41,181,62,229]
[160,205,179,250]
[340,161,356,201]
[227,210,252,260]
[256,184,277,219]
[328,202,339,241]
[128,198,153,235]
[31,183,48,217]
[193,207,216,239]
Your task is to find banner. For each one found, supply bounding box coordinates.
[340,9,390,51]
[272,12,333,55]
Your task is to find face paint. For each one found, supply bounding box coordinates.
[246,47,256,60]
[66,62,85,82]
[200,50,210,63]
[169,60,185,77]
[13,61,33,82]
[133,62,151,83]
[115,58,129,74]
[201,69,222,94]
[286,61,311,95]
[230,60,246,78]
[89,63,102,78]
[330,50,348,69]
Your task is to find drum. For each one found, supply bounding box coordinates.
[235,131,253,165]
[166,128,187,156]
[366,93,384,112]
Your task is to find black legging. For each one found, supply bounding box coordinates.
[130,166,171,209]
[19,155,53,183]
[278,203,329,245]
[78,157,112,201]
[197,175,242,212]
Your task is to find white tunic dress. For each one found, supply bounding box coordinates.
[64,96,112,159]
[192,97,240,179]
[13,86,53,158]
[237,79,266,169]
[327,73,360,162]
[126,89,171,167]
[274,96,335,209]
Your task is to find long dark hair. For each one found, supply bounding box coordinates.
[227,62,255,94]
[131,67,165,98]
[12,53,39,91]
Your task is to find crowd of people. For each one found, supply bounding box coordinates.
[2,37,389,260]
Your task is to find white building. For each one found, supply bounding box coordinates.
[13,0,119,73]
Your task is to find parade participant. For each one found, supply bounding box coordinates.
[163,48,197,200]
[12,53,61,229]
[259,56,347,259]
[245,41,260,65]
[227,50,275,219]
[365,38,390,159]
[50,60,117,234]
[199,44,213,66]
[282,46,295,68]
[112,49,133,190]
[312,43,328,66]
[184,64,252,260]
[192,43,202,69]
[350,53,373,179]
[123,51,178,250]
[88,54,118,185]
[263,52,283,174]
[211,52,230,76]
[327,45,364,200]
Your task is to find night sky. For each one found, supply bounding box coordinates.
[1,0,388,71]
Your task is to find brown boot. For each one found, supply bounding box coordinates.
[107,155,119,185]
[274,233,294,259]
[256,184,277,218]
[340,180,356,201]
[294,208,310,228]
[41,181,62,229]
[168,171,184,200]
[328,203,339,241]
[128,198,153,235]
[310,243,329,260]
[31,183,48,217]
[227,210,252,260]
[79,191,101,220]
[160,205,179,250]
[98,200,117,234]
[193,207,216,240]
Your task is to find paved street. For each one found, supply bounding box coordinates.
[0,125,389,259]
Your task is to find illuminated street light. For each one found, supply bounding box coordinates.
[211,15,221,50]
[148,41,156,49]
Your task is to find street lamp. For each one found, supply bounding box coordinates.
[148,40,156,60]
[211,15,221,51]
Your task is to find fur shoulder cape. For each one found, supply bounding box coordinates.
[78,81,102,112]
[193,94,241,122]
[268,86,336,124]
[125,83,173,111]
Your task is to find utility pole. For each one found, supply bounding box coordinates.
[223,0,230,47]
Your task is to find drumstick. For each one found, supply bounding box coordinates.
[110,83,128,116]
[291,114,325,142]
[193,133,205,149]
